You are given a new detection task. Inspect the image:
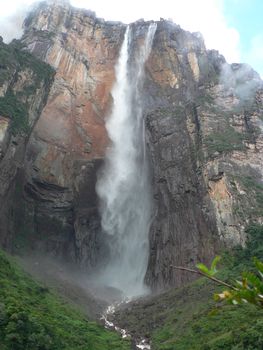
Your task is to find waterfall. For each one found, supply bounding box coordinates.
[96,23,156,298]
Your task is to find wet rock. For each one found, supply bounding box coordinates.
[0,1,262,291]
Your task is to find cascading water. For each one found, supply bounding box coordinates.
[96,23,157,298]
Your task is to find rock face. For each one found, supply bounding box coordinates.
[143,23,263,289]
[0,38,54,250]
[17,2,125,265]
[0,1,262,290]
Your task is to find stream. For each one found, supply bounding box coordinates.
[101,301,151,350]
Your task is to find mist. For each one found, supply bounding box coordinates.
[95,24,156,298]
[0,9,28,43]
[220,62,262,102]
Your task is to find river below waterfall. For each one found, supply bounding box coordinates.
[101,301,151,350]
[17,254,153,349]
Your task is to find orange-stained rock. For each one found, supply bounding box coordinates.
[22,2,125,187]
[12,1,262,290]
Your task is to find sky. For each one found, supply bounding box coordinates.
[0,0,262,77]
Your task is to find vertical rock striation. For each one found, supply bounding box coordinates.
[0,38,54,250]
[143,23,220,289]
[0,1,262,291]
[19,2,126,265]
[143,21,263,289]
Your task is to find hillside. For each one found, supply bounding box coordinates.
[112,224,263,349]
[0,1,263,349]
[0,249,130,350]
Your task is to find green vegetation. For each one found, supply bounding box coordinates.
[195,93,214,106]
[240,176,263,213]
[231,175,263,219]
[196,255,222,278]
[0,250,130,350]
[153,302,263,350]
[0,92,29,134]
[196,93,260,159]
[0,39,54,134]
[204,126,246,156]
[113,224,263,350]
[224,223,263,273]
[0,40,17,84]
[10,40,54,87]
[192,248,263,309]
[152,106,186,122]
[152,224,263,350]
[214,258,263,308]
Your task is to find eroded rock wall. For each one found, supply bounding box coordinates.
[143,22,263,289]
[0,39,54,249]
[0,2,262,290]
[15,2,125,264]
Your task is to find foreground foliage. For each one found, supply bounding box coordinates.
[112,224,263,350]
[214,257,263,308]
[153,224,263,349]
[0,250,129,350]
[195,254,263,309]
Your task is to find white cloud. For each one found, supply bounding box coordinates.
[0,0,247,66]
[0,0,36,43]
[0,12,26,43]
[243,34,263,78]
[70,0,241,63]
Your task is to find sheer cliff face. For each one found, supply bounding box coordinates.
[19,3,125,266]
[0,39,54,250]
[23,3,124,161]
[143,23,263,289]
[2,2,262,290]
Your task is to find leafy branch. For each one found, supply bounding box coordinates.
[171,256,263,309]
[171,256,234,290]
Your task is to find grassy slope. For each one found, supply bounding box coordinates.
[0,250,130,350]
[113,224,263,350]
[152,282,263,350]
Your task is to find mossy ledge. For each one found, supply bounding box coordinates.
[0,39,54,135]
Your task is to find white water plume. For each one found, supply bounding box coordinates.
[96,23,156,298]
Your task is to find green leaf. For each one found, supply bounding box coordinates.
[242,271,263,293]
[196,256,221,276]
[210,256,221,274]
[196,263,210,275]
[254,258,263,276]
